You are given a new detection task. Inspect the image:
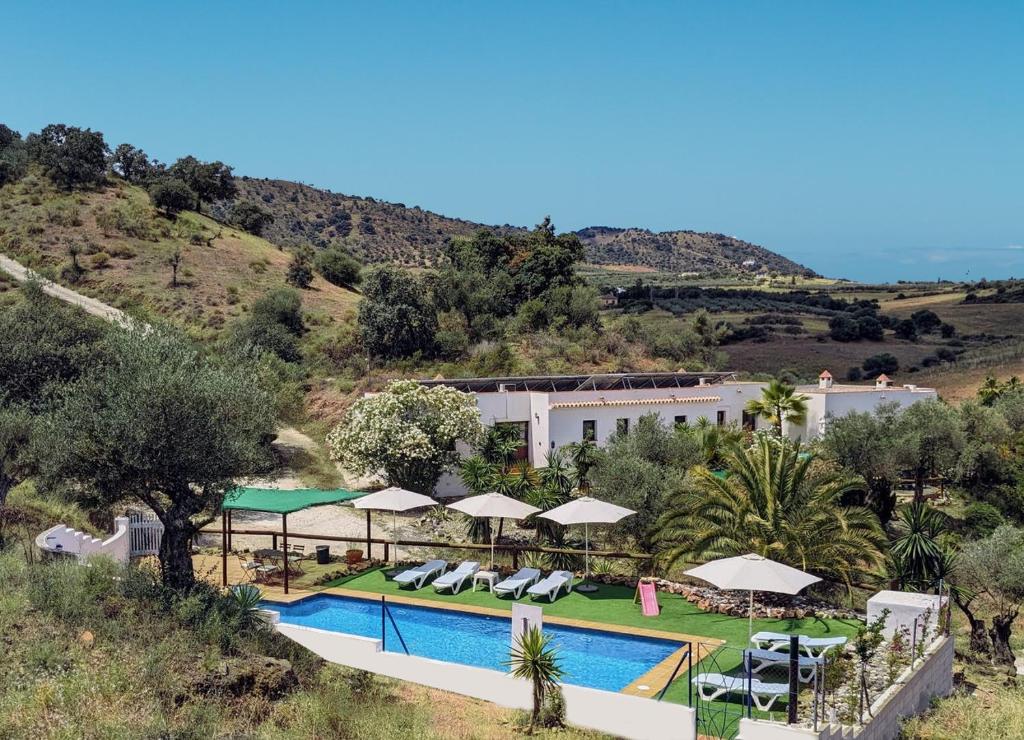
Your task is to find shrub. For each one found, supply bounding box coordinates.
[149,178,197,216]
[315,248,361,288]
[228,200,274,235]
[286,248,314,288]
[90,251,111,269]
[965,502,1005,537]
[96,202,155,240]
[862,353,899,378]
[846,366,863,381]
[44,202,82,226]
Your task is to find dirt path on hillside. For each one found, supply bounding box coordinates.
[0,253,138,327]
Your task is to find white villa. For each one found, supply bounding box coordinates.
[421,370,936,497]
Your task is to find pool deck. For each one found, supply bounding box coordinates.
[204,551,726,699]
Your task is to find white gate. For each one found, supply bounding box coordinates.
[128,510,164,557]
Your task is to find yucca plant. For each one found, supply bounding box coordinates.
[229,583,265,632]
[891,502,945,589]
[505,626,563,734]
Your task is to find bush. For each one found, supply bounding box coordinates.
[228,200,274,235]
[287,248,314,289]
[90,251,111,269]
[149,178,197,216]
[846,366,863,381]
[315,248,362,288]
[862,353,899,378]
[96,202,156,239]
[965,502,1005,537]
[893,319,918,341]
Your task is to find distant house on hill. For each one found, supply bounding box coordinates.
[741,259,758,268]
[599,292,619,307]
[406,371,937,496]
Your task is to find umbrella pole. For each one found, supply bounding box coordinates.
[577,521,598,593]
[749,590,754,642]
[393,509,398,564]
[490,517,495,571]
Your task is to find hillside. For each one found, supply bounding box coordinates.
[219,178,810,275]
[576,226,813,275]
[0,175,359,337]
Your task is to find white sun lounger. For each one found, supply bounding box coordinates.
[432,561,480,594]
[744,648,822,682]
[750,631,848,659]
[393,559,447,589]
[493,567,541,599]
[692,673,789,712]
[527,571,574,602]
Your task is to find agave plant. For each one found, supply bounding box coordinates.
[891,502,946,588]
[229,583,265,632]
[504,626,564,734]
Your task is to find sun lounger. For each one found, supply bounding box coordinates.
[527,571,574,602]
[432,561,480,594]
[692,672,789,712]
[393,559,447,589]
[744,648,822,682]
[493,567,541,599]
[750,631,848,659]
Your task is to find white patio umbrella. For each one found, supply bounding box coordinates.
[539,496,636,592]
[353,487,437,564]
[684,553,821,640]
[447,492,540,570]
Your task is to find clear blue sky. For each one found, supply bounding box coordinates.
[5,2,1022,281]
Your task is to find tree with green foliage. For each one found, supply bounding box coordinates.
[911,309,942,334]
[38,326,275,589]
[656,435,886,589]
[229,200,275,236]
[505,626,564,734]
[954,525,1024,666]
[590,414,700,552]
[682,416,744,469]
[149,178,197,216]
[26,123,108,189]
[314,247,362,288]
[820,405,901,522]
[327,380,482,494]
[0,124,28,186]
[862,353,899,378]
[110,143,154,184]
[895,400,964,501]
[168,155,237,204]
[893,319,918,341]
[744,379,808,438]
[358,265,438,361]
[228,287,305,363]
[286,247,315,288]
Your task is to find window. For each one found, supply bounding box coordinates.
[582,420,596,441]
[616,418,630,435]
[716,410,727,426]
[674,415,687,427]
[742,411,756,431]
[495,421,529,461]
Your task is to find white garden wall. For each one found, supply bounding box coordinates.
[272,618,697,740]
[35,516,131,565]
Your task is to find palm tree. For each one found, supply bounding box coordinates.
[504,626,563,734]
[655,436,886,590]
[564,439,599,494]
[745,379,809,438]
[686,416,744,468]
[890,502,945,589]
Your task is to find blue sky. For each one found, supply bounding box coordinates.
[4,2,1022,281]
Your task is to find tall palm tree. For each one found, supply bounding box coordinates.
[745,379,808,438]
[504,626,563,734]
[687,416,743,468]
[655,436,886,590]
[564,438,599,494]
[890,502,946,589]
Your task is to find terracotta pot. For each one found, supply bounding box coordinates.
[345,549,363,565]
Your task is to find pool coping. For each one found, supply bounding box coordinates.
[263,585,724,697]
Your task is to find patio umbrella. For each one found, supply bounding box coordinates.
[539,496,636,592]
[684,554,821,640]
[447,492,540,570]
[353,487,437,564]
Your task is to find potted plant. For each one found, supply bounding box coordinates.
[345,543,364,564]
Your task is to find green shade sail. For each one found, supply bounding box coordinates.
[223,487,366,515]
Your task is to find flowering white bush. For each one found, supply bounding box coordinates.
[327,380,483,493]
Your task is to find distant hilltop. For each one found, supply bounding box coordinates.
[220,177,813,276]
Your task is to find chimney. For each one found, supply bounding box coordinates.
[875,374,892,389]
[698,377,709,387]
[818,370,833,390]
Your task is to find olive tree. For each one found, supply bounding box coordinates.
[894,400,963,501]
[38,326,275,589]
[327,380,482,494]
[955,526,1024,666]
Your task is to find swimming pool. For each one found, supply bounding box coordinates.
[265,594,684,692]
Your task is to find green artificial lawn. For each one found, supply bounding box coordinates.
[320,568,862,714]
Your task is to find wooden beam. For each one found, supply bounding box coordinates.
[282,513,289,595]
[366,509,372,559]
[221,510,227,587]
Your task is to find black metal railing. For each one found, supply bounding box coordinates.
[380,595,409,655]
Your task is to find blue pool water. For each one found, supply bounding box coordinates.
[265,594,682,692]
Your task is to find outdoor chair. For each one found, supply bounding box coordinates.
[692,673,789,712]
[236,553,259,583]
[527,571,574,602]
[286,544,306,573]
[744,648,822,682]
[493,567,541,599]
[750,631,848,659]
[432,561,480,594]
[393,560,448,589]
[254,557,280,584]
